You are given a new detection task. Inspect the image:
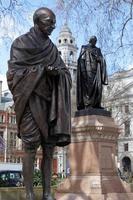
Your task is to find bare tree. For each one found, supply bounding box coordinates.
[0,0,41,44]
[56,0,133,71]
[0,0,133,71]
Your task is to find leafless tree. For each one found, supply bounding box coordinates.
[0,0,133,71]
[56,0,133,71]
[0,0,39,44]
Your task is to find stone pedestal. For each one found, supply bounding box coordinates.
[55,109,133,200]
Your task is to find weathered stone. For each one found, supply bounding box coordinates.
[55,113,133,199]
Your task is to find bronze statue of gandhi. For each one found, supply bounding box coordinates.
[7,7,71,200]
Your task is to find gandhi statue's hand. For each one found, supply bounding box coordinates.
[46,66,59,76]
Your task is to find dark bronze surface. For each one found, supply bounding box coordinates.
[7,7,71,200]
[75,108,111,117]
[77,36,108,110]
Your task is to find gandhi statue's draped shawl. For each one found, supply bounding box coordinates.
[7,26,72,146]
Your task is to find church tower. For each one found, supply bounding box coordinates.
[56,24,78,176]
[57,23,78,114]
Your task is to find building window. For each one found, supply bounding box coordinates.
[9,115,16,124]
[34,158,37,168]
[73,69,76,79]
[9,132,17,150]
[70,39,73,44]
[70,51,73,56]
[9,156,17,163]
[124,120,130,136]
[64,39,67,43]
[125,105,129,113]
[22,143,25,151]
[17,157,21,163]
[124,143,128,151]
[69,51,74,63]
[0,131,3,138]
[0,131,4,151]
[0,115,5,123]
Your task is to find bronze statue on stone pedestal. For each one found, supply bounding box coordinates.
[77,36,108,111]
[7,7,71,200]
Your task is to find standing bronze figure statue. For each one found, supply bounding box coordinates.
[77,36,108,110]
[7,7,71,200]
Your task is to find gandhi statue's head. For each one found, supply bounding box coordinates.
[89,36,97,47]
[33,7,56,36]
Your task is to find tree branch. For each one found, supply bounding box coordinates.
[120,0,133,46]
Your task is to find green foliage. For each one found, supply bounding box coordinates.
[33,170,60,187]
[33,170,42,186]
[0,178,5,187]
[123,171,133,183]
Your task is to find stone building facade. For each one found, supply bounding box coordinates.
[103,68,133,174]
